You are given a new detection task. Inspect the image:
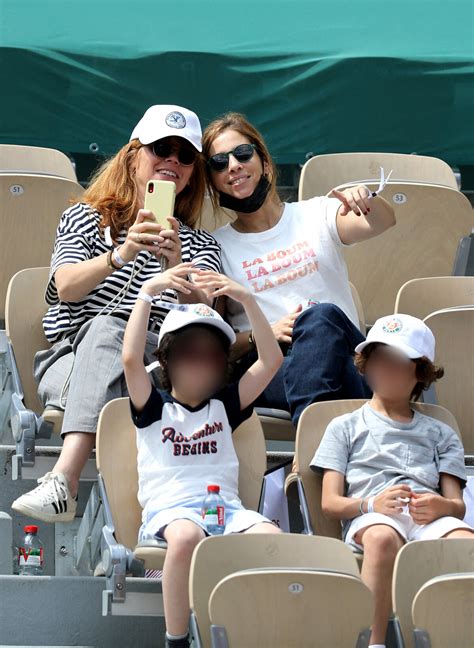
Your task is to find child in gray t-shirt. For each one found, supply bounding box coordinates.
[311,314,473,648]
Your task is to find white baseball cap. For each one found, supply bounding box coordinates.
[354,314,436,361]
[130,104,202,152]
[158,303,236,347]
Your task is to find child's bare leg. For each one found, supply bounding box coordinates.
[243,522,282,534]
[162,519,206,636]
[443,529,474,538]
[356,524,404,646]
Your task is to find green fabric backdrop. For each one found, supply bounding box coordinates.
[1,0,473,164]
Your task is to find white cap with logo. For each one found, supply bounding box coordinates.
[158,303,236,347]
[355,314,436,362]
[130,104,202,152]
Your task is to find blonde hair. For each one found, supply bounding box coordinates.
[202,112,279,210]
[80,139,206,239]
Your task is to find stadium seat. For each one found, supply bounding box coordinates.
[285,399,462,537]
[412,573,474,648]
[298,152,459,200]
[208,568,373,648]
[0,144,78,181]
[395,276,474,320]
[97,397,267,617]
[301,180,474,325]
[343,183,473,324]
[6,268,52,416]
[4,267,64,477]
[392,538,474,648]
[4,267,97,483]
[189,533,365,648]
[0,173,83,320]
[423,308,474,457]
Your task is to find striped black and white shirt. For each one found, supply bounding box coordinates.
[43,202,221,343]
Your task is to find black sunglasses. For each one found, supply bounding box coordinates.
[207,143,257,172]
[149,138,198,166]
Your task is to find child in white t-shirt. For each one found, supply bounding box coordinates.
[123,263,283,648]
[311,314,473,648]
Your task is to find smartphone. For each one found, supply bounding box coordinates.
[144,180,176,231]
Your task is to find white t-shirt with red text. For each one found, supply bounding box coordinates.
[212,197,359,331]
[131,383,253,538]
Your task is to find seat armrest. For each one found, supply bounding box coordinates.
[284,471,314,535]
[413,628,431,647]
[98,473,145,604]
[255,407,291,420]
[284,470,300,496]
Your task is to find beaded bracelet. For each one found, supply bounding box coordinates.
[106,249,121,271]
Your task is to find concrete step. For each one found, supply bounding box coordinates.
[0,575,165,647]
[0,444,94,577]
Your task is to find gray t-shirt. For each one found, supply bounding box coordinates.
[311,403,466,534]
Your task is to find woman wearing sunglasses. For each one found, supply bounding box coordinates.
[201,113,396,426]
[12,105,221,524]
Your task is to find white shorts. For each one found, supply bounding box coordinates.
[345,510,472,551]
[140,500,273,541]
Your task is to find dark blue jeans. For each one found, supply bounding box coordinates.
[234,303,372,426]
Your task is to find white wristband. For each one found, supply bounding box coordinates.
[137,291,153,304]
[367,496,375,514]
[113,247,126,267]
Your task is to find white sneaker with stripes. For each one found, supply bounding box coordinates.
[12,472,77,523]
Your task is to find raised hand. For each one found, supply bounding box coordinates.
[141,262,195,296]
[192,270,251,304]
[329,184,372,217]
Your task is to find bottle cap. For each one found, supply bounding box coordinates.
[207,484,220,493]
[24,525,39,534]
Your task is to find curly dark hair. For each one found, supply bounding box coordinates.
[354,342,444,401]
[154,324,233,392]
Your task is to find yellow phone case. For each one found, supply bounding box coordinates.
[144,180,176,230]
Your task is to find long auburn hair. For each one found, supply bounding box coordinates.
[202,112,279,210]
[80,139,206,240]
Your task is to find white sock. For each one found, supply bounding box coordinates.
[166,631,189,640]
[369,644,386,647]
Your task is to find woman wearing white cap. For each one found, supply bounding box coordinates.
[202,113,396,426]
[12,105,221,524]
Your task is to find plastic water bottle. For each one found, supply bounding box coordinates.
[202,484,225,535]
[18,525,44,575]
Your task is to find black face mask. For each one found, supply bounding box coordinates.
[218,174,271,214]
